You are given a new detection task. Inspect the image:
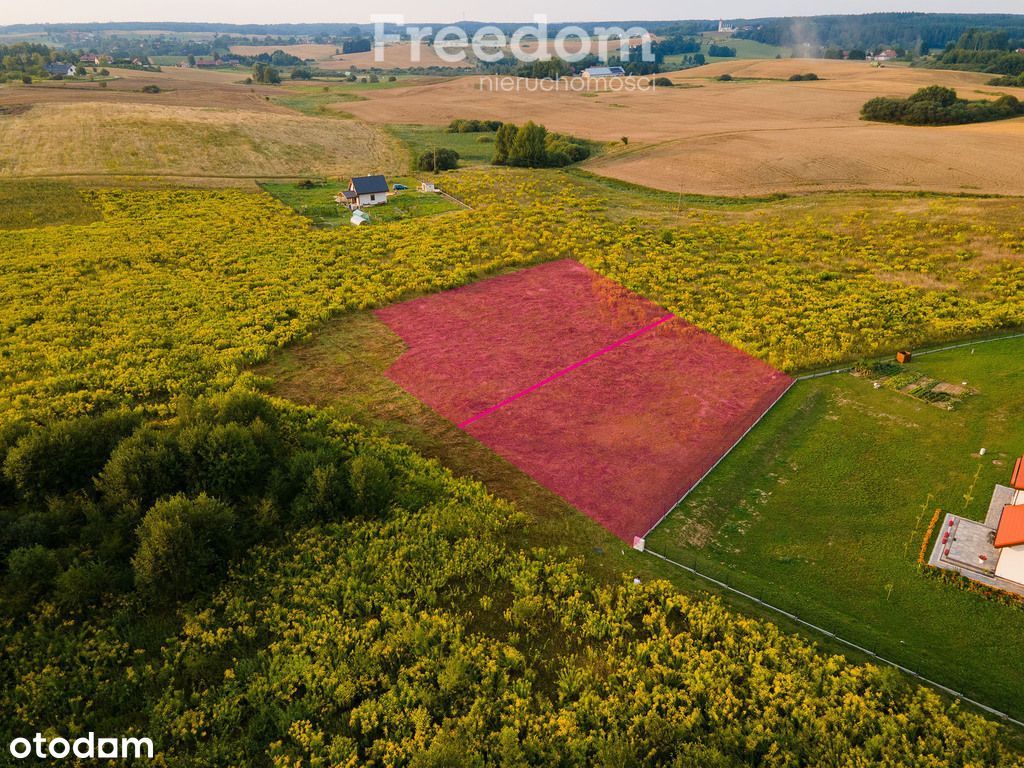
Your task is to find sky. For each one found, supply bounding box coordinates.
[1,0,1023,26]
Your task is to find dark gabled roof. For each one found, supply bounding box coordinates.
[350,175,389,195]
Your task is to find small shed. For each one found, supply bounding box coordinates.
[350,209,371,226]
[896,350,912,364]
[419,182,438,193]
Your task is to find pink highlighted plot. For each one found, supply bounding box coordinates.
[376,260,792,541]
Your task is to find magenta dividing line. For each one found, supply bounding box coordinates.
[457,314,676,428]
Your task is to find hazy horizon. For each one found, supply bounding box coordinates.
[3,3,1024,28]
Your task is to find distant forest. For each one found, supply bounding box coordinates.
[732,13,1024,53]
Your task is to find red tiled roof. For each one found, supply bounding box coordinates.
[1012,456,1024,491]
[995,505,1024,548]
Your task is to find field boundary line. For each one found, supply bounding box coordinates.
[643,547,1024,730]
[458,314,674,428]
[641,378,796,539]
[793,329,1024,381]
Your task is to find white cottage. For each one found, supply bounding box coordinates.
[338,175,389,209]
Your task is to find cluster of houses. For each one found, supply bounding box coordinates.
[931,456,1024,593]
[43,52,146,77]
[872,49,900,62]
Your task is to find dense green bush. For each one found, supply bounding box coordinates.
[348,453,394,517]
[863,85,1024,125]
[989,73,1024,86]
[707,43,737,57]
[417,147,460,171]
[446,118,503,133]
[492,120,591,168]
[788,72,820,81]
[133,493,237,600]
[2,410,141,501]
[0,391,433,616]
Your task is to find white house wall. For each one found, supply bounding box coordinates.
[995,544,1024,585]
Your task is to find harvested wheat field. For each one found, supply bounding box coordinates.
[344,58,1024,195]
[0,66,288,111]
[315,43,476,70]
[0,102,404,182]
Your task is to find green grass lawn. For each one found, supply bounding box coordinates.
[647,336,1024,718]
[701,33,792,60]
[260,176,461,227]
[663,35,791,68]
[387,124,498,167]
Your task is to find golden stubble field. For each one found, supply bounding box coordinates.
[0,101,403,182]
[0,68,406,183]
[342,58,1024,195]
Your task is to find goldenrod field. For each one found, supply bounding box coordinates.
[2,170,1023,426]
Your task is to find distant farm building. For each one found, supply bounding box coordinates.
[45,62,77,77]
[78,53,101,65]
[336,175,390,209]
[929,455,1024,594]
[582,66,626,78]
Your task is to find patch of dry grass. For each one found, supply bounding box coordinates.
[0,101,405,181]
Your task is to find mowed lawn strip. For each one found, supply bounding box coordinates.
[647,336,1024,718]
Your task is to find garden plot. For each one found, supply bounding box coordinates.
[376,260,792,541]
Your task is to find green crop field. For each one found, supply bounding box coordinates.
[647,336,1024,718]
[702,33,792,59]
